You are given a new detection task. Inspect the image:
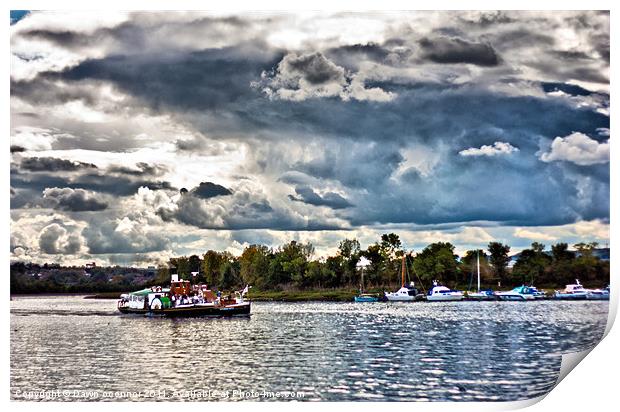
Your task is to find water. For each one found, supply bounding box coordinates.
[11,296,608,402]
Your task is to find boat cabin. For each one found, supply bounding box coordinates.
[428,285,458,296]
[394,286,418,297]
[563,280,586,293]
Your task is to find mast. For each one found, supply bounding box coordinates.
[477,250,481,292]
[401,255,406,287]
[361,267,364,293]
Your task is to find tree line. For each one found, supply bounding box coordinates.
[160,234,610,291]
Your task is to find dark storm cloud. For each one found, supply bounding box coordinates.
[542,82,594,96]
[42,187,108,212]
[288,185,353,209]
[157,187,343,231]
[491,29,555,50]
[280,52,346,85]
[20,156,97,172]
[418,36,500,66]
[47,46,281,111]
[328,43,392,63]
[338,150,606,228]
[18,14,256,52]
[21,29,89,47]
[11,167,175,198]
[325,43,413,69]
[10,145,26,153]
[459,11,515,27]
[190,182,232,199]
[9,12,610,262]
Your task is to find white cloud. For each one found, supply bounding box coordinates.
[513,228,558,241]
[10,127,65,151]
[459,141,519,157]
[540,132,609,166]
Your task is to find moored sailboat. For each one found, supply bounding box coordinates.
[354,261,379,302]
[466,250,495,301]
[384,256,421,302]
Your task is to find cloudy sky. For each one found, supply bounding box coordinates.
[10,11,610,266]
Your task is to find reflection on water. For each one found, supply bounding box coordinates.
[11,297,608,401]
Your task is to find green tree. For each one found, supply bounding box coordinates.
[266,241,314,288]
[413,242,459,287]
[219,260,240,290]
[361,243,387,286]
[512,243,551,285]
[239,245,271,288]
[487,242,511,285]
[202,250,225,285]
[571,242,599,283]
[338,238,361,285]
[380,233,403,258]
[169,256,190,279]
[550,243,576,285]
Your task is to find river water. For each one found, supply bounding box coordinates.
[10,296,609,402]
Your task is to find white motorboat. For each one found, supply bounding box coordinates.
[528,286,547,299]
[554,279,589,300]
[496,286,536,301]
[426,280,464,302]
[385,256,420,302]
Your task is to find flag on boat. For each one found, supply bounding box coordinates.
[241,285,250,296]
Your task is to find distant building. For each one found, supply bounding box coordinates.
[85,262,96,269]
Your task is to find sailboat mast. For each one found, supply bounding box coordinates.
[477,250,481,292]
[401,255,406,287]
[361,267,364,293]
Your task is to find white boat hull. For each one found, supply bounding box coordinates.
[497,293,535,301]
[467,292,496,301]
[385,294,415,302]
[427,294,463,302]
[586,292,610,300]
[554,292,588,300]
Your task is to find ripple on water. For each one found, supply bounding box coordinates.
[10,297,608,401]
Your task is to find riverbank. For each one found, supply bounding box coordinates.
[80,289,361,301]
[17,284,608,302]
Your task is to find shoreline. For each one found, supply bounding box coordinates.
[11,288,610,303]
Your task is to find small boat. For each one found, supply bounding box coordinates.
[466,251,495,300]
[467,289,497,301]
[117,275,251,317]
[354,294,380,302]
[496,285,536,301]
[427,280,464,302]
[554,279,588,300]
[354,261,380,302]
[528,286,547,299]
[586,285,610,300]
[385,256,421,302]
